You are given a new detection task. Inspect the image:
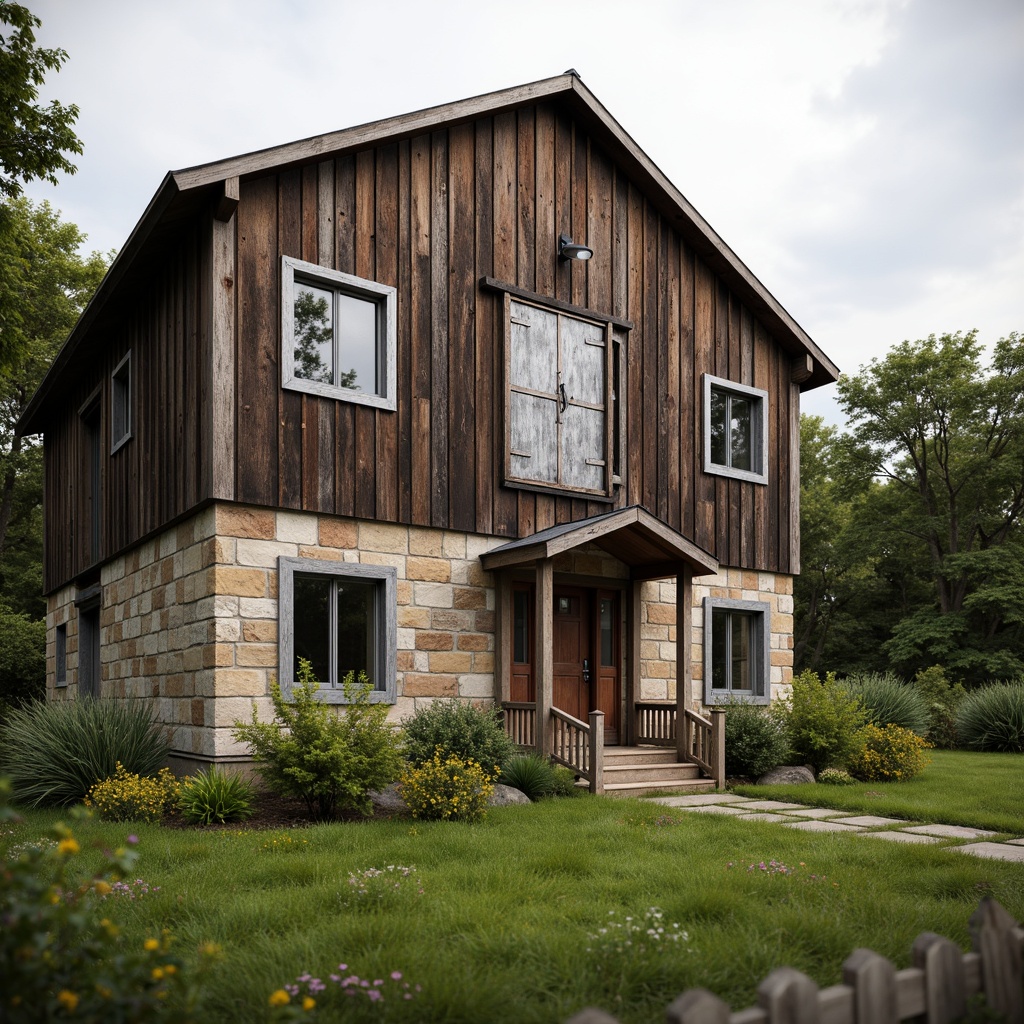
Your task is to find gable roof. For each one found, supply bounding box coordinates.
[19,72,838,435]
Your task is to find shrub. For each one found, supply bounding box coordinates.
[0,698,169,807]
[232,660,403,821]
[177,767,254,826]
[399,750,494,821]
[550,765,582,797]
[86,763,181,823]
[840,673,930,735]
[401,699,515,775]
[818,767,855,786]
[786,670,868,773]
[500,754,557,800]
[0,607,45,712]
[955,682,1024,753]
[914,665,967,748]
[848,723,931,781]
[722,700,790,778]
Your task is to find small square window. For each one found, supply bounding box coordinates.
[55,623,67,687]
[703,374,768,484]
[111,352,132,452]
[281,256,396,411]
[703,597,769,704]
[278,557,397,704]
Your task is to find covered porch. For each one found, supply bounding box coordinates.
[481,505,726,794]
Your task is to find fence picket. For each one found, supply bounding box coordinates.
[842,948,898,1024]
[666,987,730,1024]
[756,967,821,1023]
[912,933,967,1024]
[969,897,1024,1024]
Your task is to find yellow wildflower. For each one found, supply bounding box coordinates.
[57,990,79,1012]
[151,967,165,981]
[57,838,80,855]
[268,989,291,1007]
[93,880,111,896]
[302,996,316,1010]
[144,938,160,951]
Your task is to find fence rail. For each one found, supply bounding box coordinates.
[567,897,1024,1024]
[550,707,591,779]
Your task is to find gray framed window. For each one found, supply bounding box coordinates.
[111,351,132,452]
[55,623,68,687]
[703,374,768,484]
[703,597,769,704]
[281,255,396,412]
[278,557,397,704]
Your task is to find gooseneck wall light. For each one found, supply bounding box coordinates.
[557,233,594,261]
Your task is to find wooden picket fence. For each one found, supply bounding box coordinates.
[567,897,1023,1024]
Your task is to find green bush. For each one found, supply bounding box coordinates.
[401,699,515,776]
[399,749,494,821]
[177,768,254,826]
[86,763,181,823]
[723,701,790,778]
[840,672,930,735]
[500,754,556,800]
[849,723,931,781]
[550,765,581,797]
[0,698,169,807]
[232,660,403,821]
[786,670,868,773]
[913,665,967,748]
[955,682,1024,753]
[0,608,45,714]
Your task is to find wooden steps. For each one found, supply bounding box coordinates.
[599,745,717,797]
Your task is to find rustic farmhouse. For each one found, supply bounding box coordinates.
[19,73,838,791]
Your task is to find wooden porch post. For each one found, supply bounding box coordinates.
[675,569,692,766]
[588,710,605,794]
[535,558,553,758]
[626,578,642,746]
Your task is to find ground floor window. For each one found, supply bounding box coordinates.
[278,557,397,703]
[703,597,769,704]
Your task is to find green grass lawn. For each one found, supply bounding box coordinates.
[733,749,1024,833]
[5,785,1023,1023]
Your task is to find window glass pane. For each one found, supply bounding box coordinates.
[711,608,728,690]
[293,575,331,683]
[293,282,334,384]
[337,292,378,395]
[336,578,377,687]
[56,624,67,682]
[729,395,752,472]
[730,613,752,692]
[513,590,530,664]
[710,388,728,466]
[600,599,614,666]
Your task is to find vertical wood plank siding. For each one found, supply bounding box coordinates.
[44,100,802,591]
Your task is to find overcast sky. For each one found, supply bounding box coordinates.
[21,0,1024,425]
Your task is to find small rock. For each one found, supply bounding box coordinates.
[757,765,815,786]
[369,783,408,815]
[489,783,531,806]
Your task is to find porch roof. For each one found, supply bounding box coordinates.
[479,505,719,581]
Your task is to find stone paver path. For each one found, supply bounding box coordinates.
[644,793,1024,862]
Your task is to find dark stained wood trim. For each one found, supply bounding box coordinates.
[480,277,634,329]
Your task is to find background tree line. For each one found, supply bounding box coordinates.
[795,330,1024,683]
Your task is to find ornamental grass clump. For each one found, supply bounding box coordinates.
[955,681,1024,753]
[399,749,494,821]
[840,672,930,736]
[848,723,931,782]
[86,764,181,823]
[499,753,557,800]
[177,767,254,825]
[0,698,169,807]
[233,659,403,821]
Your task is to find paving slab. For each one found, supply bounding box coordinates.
[831,815,910,828]
[952,842,1024,863]
[683,804,750,815]
[783,807,855,819]
[784,819,866,833]
[855,831,944,845]
[901,824,999,840]
[1005,838,1024,846]
[646,793,753,807]
[735,813,799,823]
[731,800,806,811]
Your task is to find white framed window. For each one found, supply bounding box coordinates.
[703,374,768,484]
[278,557,397,704]
[111,352,132,453]
[281,255,396,411]
[503,295,625,499]
[703,597,769,704]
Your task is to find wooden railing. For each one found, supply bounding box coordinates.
[501,702,537,748]
[550,707,605,795]
[681,707,725,789]
[635,701,676,746]
[567,897,1023,1024]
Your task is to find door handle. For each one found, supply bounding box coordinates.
[582,658,590,683]
[559,382,568,413]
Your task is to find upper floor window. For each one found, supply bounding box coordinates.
[111,352,132,453]
[503,294,625,499]
[281,256,396,412]
[703,597,770,705]
[703,374,768,484]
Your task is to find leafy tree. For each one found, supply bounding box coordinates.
[836,331,1024,680]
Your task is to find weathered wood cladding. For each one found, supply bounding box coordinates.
[232,101,798,574]
[43,223,210,590]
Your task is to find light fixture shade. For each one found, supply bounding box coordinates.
[558,233,594,261]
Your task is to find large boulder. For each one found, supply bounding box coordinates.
[489,783,531,806]
[756,765,815,786]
